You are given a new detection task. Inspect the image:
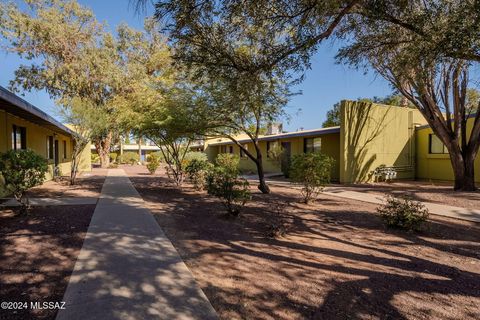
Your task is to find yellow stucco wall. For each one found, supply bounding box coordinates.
[0,110,91,197]
[415,117,480,183]
[204,132,341,181]
[340,100,428,183]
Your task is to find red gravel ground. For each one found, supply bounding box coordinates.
[26,168,107,199]
[125,165,480,320]
[0,205,95,320]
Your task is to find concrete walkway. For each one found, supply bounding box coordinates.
[262,179,480,223]
[56,169,218,320]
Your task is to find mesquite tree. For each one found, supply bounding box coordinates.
[0,0,120,168]
[336,2,480,190]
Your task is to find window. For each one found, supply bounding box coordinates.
[63,140,67,159]
[229,146,233,154]
[266,141,271,158]
[304,137,321,153]
[429,134,448,154]
[12,125,26,150]
[47,136,54,159]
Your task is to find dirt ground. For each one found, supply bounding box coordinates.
[0,205,95,320]
[25,168,107,198]
[125,165,480,320]
[329,181,480,211]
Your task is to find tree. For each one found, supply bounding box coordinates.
[0,0,121,168]
[59,98,111,184]
[336,2,480,191]
[322,93,416,128]
[145,0,329,193]
[111,21,201,186]
[322,102,341,127]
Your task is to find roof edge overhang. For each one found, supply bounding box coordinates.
[0,86,75,137]
[208,126,340,146]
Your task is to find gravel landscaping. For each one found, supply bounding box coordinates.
[126,165,480,320]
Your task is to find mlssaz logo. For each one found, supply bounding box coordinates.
[30,302,66,310]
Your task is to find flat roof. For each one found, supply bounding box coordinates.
[415,113,478,130]
[208,126,340,146]
[0,86,74,136]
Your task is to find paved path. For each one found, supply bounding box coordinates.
[263,179,480,223]
[56,169,218,320]
[1,197,97,207]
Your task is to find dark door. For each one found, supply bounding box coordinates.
[280,142,291,177]
[54,139,59,167]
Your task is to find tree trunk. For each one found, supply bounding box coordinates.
[450,151,476,191]
[253,143,270,194]
[94,131,112,169]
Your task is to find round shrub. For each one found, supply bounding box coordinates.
[0,149,48,205]
[215,153,240,174]
[185,158,213,190]
[289,153,334,203]
[377,195,429,231]
[146,153,160,174]
[118,152,139,165]
[109,152,118,163]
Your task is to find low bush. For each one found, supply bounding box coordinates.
[184,151,208,163]
[91,153,99,164]
[289,153,334,203]
[185,159,213,190]
[0,149,48,212]
[377,195,429,231]
[215,153,239,173]
[109,152,118,163]
[118,152,139,165]
[108,163,118,168]
[206,155,250,216]
[146,153,160,174]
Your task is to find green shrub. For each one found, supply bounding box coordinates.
[150,151,164,162]
[91,153,99,164]
[215,153,239,174]
[377,195,429,231]
[185,159,213,190]
[118,152,139,165]
[109,152,118,163]
[146,153,160,174]
[290,153,334,204]
[206,165,250,216]
[0,149,48,211]
[184,151,208,163]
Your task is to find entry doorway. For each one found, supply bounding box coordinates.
[280,142,291,177]
[54,139,59,167]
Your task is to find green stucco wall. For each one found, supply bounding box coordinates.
[415,117,480,183]
[340,100,427,183]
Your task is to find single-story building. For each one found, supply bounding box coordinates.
[0,86,91,196]
[203,100,480,184]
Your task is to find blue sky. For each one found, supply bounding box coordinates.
[0,0,393,131]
